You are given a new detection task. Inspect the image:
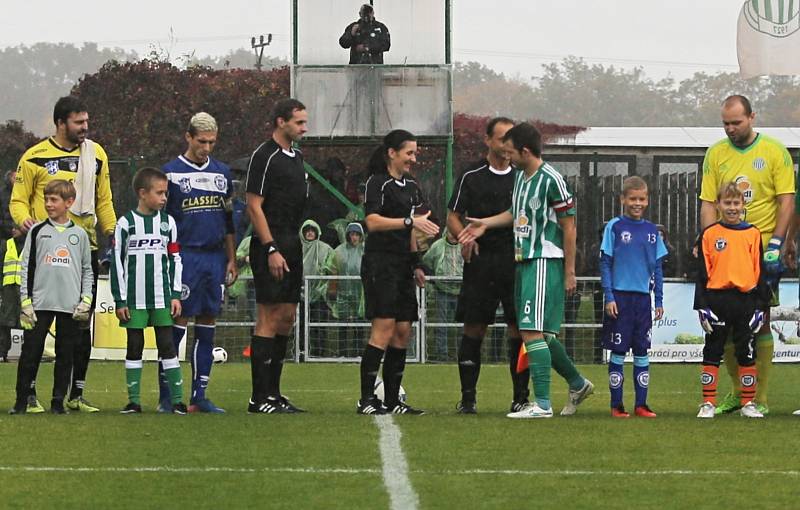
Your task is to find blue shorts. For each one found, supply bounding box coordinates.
[180,249,227,317]
[601,291,652,354]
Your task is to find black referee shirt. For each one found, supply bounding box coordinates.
[364,172,425,254]
[448,160,515,252]
[245,139,308,234]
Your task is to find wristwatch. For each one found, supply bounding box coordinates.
[403,216,413,229]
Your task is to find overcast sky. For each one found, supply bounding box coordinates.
[0,0,742,82]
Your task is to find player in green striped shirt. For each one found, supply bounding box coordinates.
[459,123,593,418]
[111,167,187,414]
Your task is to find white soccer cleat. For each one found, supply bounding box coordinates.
[506,402,553,419]
[740,401,764,418]
[561,379,595,416]
[697,402,716,419]
[793,409,800,416]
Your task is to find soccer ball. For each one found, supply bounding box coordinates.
[212,347,228,364]
[373,376,406,403]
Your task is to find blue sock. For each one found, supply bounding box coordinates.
[159,325,186,402]
[191,325,215,402]
[633,355,649,407]
[609,352,625,408]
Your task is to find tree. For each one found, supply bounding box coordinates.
[189,48,289,71]
[0,120,39,171]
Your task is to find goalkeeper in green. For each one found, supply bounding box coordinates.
[111,167,187,414]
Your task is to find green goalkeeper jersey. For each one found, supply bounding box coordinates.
[511,162,576,261]
[110,209,182,310]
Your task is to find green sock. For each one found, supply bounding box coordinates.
[546,334,584,390]
[125,362,143,405]
[164,367,184,405]
[525,338,552,409]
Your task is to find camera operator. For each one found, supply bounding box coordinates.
[339,4,391,64]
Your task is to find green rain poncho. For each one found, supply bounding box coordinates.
[422,233,464,295]
[301,219,334,303]
[323,222,365,319]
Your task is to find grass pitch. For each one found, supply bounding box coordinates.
[1,361,799,509]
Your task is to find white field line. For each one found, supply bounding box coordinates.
[0,466,799,477]
[374,415,420,510]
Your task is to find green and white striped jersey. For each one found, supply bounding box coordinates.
[110,209,182,309]
[511,162,576,261]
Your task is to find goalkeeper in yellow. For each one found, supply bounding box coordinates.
[699,95,795,415]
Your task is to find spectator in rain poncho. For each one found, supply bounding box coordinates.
[324,222,366,355]
[301,219,335,307]
[422,229,464,360]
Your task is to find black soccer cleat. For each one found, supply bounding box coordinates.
[50,400,68,414]
[456,400,477,414]
[357,397,387,415]
[510,399,531,413]
[172,402,188,415]
[120,402,142,414]
[249,397,291,414]
[386,401,425,415]
[279,396,306,413]
[8,402,26,415]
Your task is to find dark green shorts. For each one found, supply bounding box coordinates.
[121,308,173,329]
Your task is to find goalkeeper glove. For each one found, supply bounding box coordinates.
[697,308,720,334]
[763,236,784,275]
[73,297,93,322]
[749,309,765,334]
[20,300,36,330]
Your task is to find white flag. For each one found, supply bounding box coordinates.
[737,0,800,78]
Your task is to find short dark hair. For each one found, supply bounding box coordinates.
[53,96,88,127]
[503,122,542,158]
[272,98,306,126]
[486,117,514,137]
[132,167,167,194]
[723,95,753,116]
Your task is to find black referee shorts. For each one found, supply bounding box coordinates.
[250,236,303,304]
[455,248,516,326]
[361,251,418,322]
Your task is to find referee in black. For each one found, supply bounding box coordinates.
[245,98,309,414]
[447,117,530,414]
[357,129,439,415]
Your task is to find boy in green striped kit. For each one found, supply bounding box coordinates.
[459,123,593,418]
[111,167,187,414]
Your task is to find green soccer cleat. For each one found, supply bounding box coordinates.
[755,403,769,416]
[66,397,100,413]
[26,395,45,414]
[714,393,742,415]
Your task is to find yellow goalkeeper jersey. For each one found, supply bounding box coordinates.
[700,133,795,245]
[11,137,116,249]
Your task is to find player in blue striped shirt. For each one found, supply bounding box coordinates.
[600,176,667,418]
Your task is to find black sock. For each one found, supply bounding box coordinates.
[382,346,407,407]
[250,336,271,403]
[457,335,482,403]
[269,334,289,398]
[508,336,530,402]
[69,328,92,400]
[360,344,385,401]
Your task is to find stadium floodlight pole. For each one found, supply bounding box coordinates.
[251,34,273,71]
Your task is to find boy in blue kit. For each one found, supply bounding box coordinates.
[159,113,237,413]
[600,176,667,418]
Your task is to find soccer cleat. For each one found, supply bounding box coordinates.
[50,400,67,414]
[249,397,289,414]
[697,402,716,419]
[156,399,174,414]
[714,393,742,415]
[634,405,657,418]
[26,396,45,414]
[279,396,306,413]
[755,403,769,416]
[510,399,531,413]
[386,402,425,415]
[740,401,764,418]
[611,405,630,418]
[188,398,226,413]
[507,402,553,419]
[357,397,387,415]
[172,403,188,415]
[456,400,477,414]
[66,397,100,413]
[561,379,595,416]
[792,408,800,416]
[120,402,142,414]
[8,402,27,415]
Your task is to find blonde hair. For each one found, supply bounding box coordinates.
[717,182,744,201]
[621,175,647,196]
[44,179,76,200]
[187,112,218,136]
